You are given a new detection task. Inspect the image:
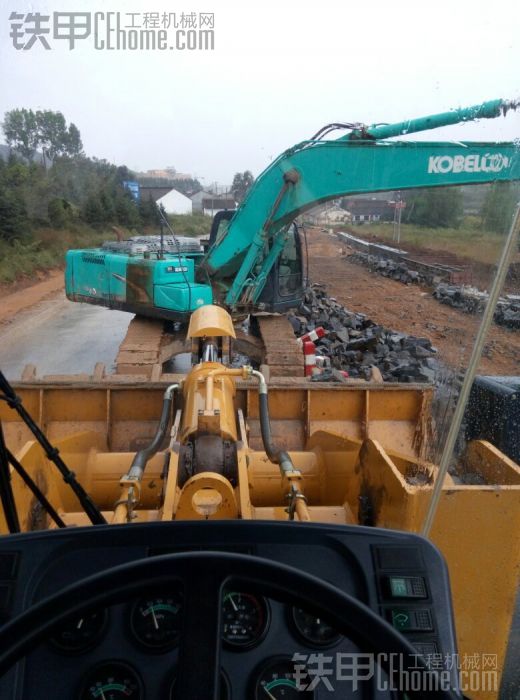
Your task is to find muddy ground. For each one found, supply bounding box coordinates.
[0,274,130,379]
[0,270,64,324]
[1,235,519,378]
[308,229,520,376]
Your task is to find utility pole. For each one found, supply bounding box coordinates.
[392,193,405,245]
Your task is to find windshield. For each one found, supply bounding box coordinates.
[0,1,519,698]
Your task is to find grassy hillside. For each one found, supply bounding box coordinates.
[348,220,507,266]
[0,225,109,285]
[167,213,211,237]
[0,214,212,286]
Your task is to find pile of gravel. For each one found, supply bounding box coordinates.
[348,251,425,285]
[347,251,520,330]
[433,284,520,329]
[288,284,438,383]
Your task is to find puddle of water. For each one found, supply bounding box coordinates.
[0,301,131,379]
[164,353,192,373]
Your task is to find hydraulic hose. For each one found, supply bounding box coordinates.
[250,370,309,521]
[250,370,296,476]
[125,384,179,482]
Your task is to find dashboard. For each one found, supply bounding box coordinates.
[0,520,460,698]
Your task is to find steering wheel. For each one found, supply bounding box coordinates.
[0,551,459,699]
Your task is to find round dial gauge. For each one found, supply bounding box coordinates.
[291,607,341,647]
[80,661,142,700]
[222,591,269,649]
[130,589,183,650]
[254,657,314,698]
[50,609,107,653]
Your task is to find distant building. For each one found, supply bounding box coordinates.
[143,169,193,181]
[342,198,396,224]
[191,190,236,216]
[156,188,193,215]
[201,196,236,218]
[171,172,193,181]
[145,169,173,180]
[139,185,174,202]
[306,204,351,225]
[190,190,207,213]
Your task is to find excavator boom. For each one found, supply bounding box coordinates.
[203,98,519,306]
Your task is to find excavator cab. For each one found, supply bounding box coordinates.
[209,210,304,312]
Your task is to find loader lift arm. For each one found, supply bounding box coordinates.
[201,98,520,309]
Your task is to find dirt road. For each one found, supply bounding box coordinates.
[308,230,520,375]
[0,270,64,324]
[0,274,130,380]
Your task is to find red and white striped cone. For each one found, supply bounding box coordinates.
[296,327,327,348]
[303,340,316,377]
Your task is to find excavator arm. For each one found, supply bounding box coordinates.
[201,99,520,308]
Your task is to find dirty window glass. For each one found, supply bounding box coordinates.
[0,0,519,697]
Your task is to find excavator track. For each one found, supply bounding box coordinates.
[253,315,304,377]
[115,317,167,375]
[115,317,189,377]
[114,314,304,378]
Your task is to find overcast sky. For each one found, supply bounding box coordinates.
[0,0,519,185]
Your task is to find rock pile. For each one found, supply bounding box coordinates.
[348,252,425,285]
[495,299,520,328]
[348,251,520,330]
[433,284,520,329]
[288,284,438,383]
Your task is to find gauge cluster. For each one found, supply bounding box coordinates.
[0,520,458,698]
[48,590,343,699]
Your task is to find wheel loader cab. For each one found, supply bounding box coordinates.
[8,93,520,697]
[2,283,519,697]
[0,520,463,699]
[1,291,518,697]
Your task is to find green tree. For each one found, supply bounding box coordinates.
[36,110,67,165]
[170,178,202,196]
[0,188,28,240]
[116,165,133,183]
[83,193,106,226]
[35,110,83,163]
[63,123,83,157]
[231,170,254,203]
[99,190,116,222]
[2,108,39,160]
[405,187,463,228]
[48,198,74,228]
[2,108,83,165]
[480,182,519,233]
[138,195,161,226]
[115,191,140,227]
[3,158,30,187]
